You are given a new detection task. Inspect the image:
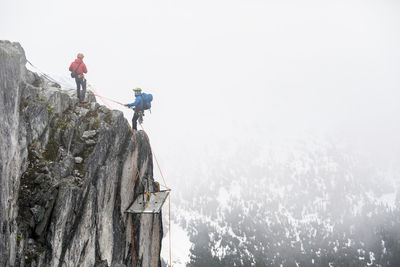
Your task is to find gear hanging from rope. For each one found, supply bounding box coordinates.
[19,62,170,266]
[88,85,172,267]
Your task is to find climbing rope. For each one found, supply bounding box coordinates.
[22,62,169,265]
[138,123,172,267]
[88,85,139,266]
[26,60,61,85]
[88,86,172,267]
[91,92,126,106]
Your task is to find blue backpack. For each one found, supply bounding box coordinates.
[141,93,153,110]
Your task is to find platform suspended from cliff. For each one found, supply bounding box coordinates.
[126,190,170,214]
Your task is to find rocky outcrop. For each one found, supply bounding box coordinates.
[0,40,163,267]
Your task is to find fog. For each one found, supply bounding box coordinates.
[2,0,400,264]
[2,1,399,158]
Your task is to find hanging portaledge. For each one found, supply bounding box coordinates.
[125,190,170,214]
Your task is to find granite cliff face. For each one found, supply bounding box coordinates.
[0,41,162,267]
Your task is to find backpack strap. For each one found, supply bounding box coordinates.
[137,94,144,110]
[74,62,82,73]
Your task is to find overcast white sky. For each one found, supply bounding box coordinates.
[2,0,400,172]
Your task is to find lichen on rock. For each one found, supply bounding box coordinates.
[0,40,163,267]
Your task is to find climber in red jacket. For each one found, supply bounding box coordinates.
[69,53,88,103]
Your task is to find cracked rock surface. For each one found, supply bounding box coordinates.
[0,40,163,267]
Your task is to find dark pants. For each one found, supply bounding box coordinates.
[75,77,86,102]
[131,110,143,130]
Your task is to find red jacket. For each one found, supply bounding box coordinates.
[69,58,87,78]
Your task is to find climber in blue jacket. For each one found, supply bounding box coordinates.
[125,88,144,130]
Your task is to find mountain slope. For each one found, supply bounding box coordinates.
[171,137,400,266]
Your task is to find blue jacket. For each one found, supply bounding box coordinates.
[127,93,144,110]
